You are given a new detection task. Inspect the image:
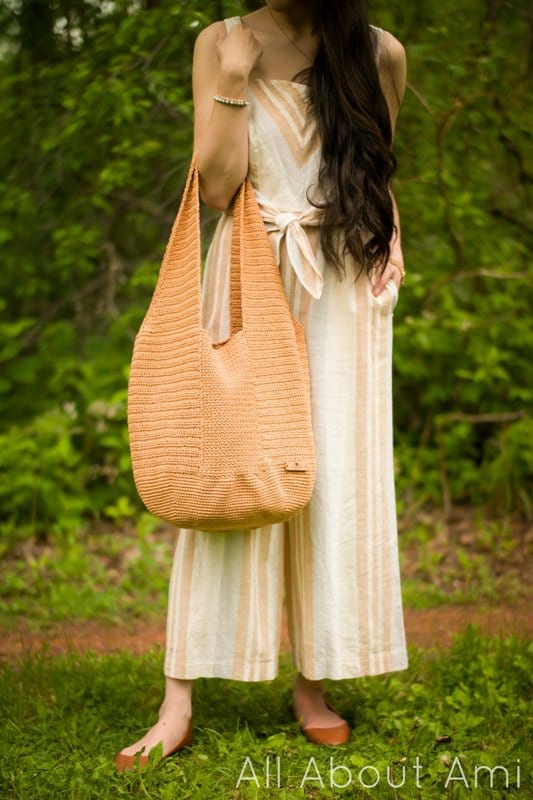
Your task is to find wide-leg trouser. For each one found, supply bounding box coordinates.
[163,221,409,681]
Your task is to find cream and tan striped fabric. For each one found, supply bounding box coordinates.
[163,16,408,681]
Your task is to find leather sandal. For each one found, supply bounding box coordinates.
[291,700,351,746]
[114,718,193,771]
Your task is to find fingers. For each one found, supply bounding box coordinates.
[371,264,400,296]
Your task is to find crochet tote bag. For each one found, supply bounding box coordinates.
[127,156,316,531]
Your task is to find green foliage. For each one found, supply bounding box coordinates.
[0,520,171,625]
[389,1,532,517]
[0,0,531,550]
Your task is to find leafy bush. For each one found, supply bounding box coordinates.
[0,0,531,549]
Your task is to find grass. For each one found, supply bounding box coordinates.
[1,508,530,796]
[0,625,531,799]
[0,517,174,631]
[0,506,529,634]
[398,510,531,608]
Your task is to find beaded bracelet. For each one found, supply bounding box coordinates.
[213,94,249,107]
[389,257,406,286]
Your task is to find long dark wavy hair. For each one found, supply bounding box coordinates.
[287,0,398,283]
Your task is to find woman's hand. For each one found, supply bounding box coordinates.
[371,262,403,296]
[215,22,263,80]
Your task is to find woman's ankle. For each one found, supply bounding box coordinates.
[294,672,324,696]
[159,676,194,718]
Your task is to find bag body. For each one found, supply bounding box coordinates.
[127,157,316,531]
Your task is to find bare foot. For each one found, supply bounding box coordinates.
[116,677,193,763]
[292,672,347,730]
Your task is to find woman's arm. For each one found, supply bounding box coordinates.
[378,31,407,142]
[374,31,408,293]
[191,21,262,211]
[389,188,403,269]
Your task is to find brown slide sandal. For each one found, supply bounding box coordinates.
[291,700,351,746]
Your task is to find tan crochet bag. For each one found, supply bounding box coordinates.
[127,156,316,531]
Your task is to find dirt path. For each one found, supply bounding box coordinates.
[1,603,531,663]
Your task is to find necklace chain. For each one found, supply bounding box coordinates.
[267,5,314,64]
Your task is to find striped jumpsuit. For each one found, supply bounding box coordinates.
[163,16,409,682]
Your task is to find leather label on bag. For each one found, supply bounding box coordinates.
[285,460,308,472]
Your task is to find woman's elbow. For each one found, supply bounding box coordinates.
[197,168,243,213]
[198,175,231,212]
[199,188,231,212]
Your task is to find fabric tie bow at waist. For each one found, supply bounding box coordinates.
[252,189,324,300]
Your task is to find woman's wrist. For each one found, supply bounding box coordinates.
[216,66,250,98]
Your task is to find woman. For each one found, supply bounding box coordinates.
[115,0,408,770]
